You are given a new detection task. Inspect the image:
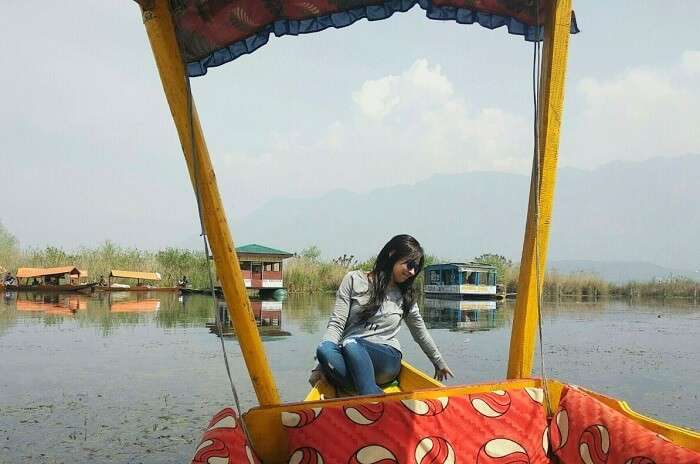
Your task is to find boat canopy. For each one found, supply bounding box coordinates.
[136,0,578,76]
[427,262,496,272]
[16,267,81,279]
[109,270,162,281]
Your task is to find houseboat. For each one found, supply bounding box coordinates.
[182,244,292,297]
[2,267,96,293]
[236,244,293,298]
[424,263,498,299]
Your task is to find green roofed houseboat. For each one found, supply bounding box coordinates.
[236,244,293,298]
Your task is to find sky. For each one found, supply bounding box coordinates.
[0,1,699,251]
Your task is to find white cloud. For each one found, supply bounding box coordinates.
[353,75,401,120]
[563,51,700,167]
[681,50,700,74]
[219,59,530,216]
[351,59,453,121]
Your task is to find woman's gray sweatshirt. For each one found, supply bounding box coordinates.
[321,270,447,369]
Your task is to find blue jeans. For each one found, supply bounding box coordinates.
[316,338,402,396]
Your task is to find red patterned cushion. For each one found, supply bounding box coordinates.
[284,388,550,463]
[191,408,261,464]
[550,386,700,464]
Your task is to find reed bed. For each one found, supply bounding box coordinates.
[283,257,348,293]
[505,268,698,300]
[1,232,697,298]
[609,277,700,299]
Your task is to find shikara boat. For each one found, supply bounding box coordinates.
[2,267,96,293]
[130,0,700,462]
[95,269,178,291]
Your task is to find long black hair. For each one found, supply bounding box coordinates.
[360,234,425,321]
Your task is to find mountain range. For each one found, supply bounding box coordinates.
[214,154,700,281]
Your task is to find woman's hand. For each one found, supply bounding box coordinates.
[308,369,323,387]
[434,366,454,382]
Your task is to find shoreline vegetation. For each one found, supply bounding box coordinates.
[0,227,698,300]
[284,249,700,300]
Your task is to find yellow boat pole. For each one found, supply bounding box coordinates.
[139,0,281,405]
[507,0,572,379]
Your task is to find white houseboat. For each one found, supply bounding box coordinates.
[423,263,497,299]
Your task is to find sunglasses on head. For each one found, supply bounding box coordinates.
[405,259,420,272]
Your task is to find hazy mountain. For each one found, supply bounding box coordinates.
[219,154,699,277]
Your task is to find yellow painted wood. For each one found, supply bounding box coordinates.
[304,360,442,401]
[580,386,700,451]
[507,0,573,379]
[140,0,280,406]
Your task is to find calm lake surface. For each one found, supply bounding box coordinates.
[0,291,698,463]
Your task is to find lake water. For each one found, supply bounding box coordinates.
[0,291,698,463]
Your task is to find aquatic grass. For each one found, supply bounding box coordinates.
[3,235,698,298]
[610,277,700,299]
[283,257,348,293]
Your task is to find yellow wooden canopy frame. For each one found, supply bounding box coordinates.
[140,0,571,404]
[137,1,700,462]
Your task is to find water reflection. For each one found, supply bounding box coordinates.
[421,297,505,332]
[0,291,698,464]
[14,292,90,314]
[0,291,217,336]
[210,299,291,337]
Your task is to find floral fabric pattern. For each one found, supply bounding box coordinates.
[284,388,551,463]
[551,386,700,464]
[136,0,578,76]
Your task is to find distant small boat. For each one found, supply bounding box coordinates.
[424,263,498,299]
[4,267,96,293]
[96,270,178,292]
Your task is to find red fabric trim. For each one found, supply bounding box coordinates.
[191,408,261,464]
[551,386,700,464]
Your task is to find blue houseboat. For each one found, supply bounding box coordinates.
[423,263,498,299]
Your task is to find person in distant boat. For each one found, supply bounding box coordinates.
[309,234,454,396]
[31,278,40,286]
[177,275,189,288]
[3,272,16,285]
[98,275,107,286]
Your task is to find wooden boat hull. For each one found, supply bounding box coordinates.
[180,287,223,296]
[95,286,178,292]
[1,283,96,293]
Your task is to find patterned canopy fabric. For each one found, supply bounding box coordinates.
[137,0,578,76]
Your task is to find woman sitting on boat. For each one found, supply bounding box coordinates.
[310,234,454,396]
